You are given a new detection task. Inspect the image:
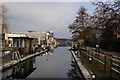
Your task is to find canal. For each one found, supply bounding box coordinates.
[1,46,83,79]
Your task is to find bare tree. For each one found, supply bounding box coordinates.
[68,6,93,48]
[93,1,120,51]
[0,4,8,33]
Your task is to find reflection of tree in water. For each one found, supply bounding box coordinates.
[67,58,83,79]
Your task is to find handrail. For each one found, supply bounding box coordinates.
[110,56,120,77]
[112,63,120,68]
[91,51,105,57]
[78,48,106,73]
[111,67,120,74]
[85,51,105,64]
[77,47,120,77]
[111,58,120,63]
[87,53,105,64]
[112,55,120,59]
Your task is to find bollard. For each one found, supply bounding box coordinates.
[92,74,96,79]
[89,57,92,63]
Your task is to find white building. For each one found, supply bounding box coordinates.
[2,33,27,48]
[12,32,46,45]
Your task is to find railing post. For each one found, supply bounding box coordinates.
[80,50,81,56]
[97,52,98,67]
[78,50,80,58]
[77,50,78,58]
[104,56,106,73]
[110,55,113,77]
[92,51,93,62]
[87,50,88,58]
[82,50,83,56]
[87,50,89,59]
[80,50,82,57]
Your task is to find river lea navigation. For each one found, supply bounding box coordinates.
[1,46,83,79]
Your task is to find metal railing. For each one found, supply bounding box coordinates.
[110,55,120,77]
[71,47,120,77]
[77,48,106,73]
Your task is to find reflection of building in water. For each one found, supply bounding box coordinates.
[2,58,36,79]
[49,45,54,54]
[39,46,54,61]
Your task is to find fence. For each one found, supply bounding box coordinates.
[110,55,120,77]
[77,48,106,73]
[71,47,120,77]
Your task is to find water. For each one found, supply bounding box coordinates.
[1,46,83,79]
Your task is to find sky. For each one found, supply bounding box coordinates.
[3,1,96,38]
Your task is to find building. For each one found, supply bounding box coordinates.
[2,33,37,56]
[12,32,46,45]
[12,31,55,49]
[1,31,55,55]
[0,34,2,51]
[45,31,54,46]
[2,33,26,48]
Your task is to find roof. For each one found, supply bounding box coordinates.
[12,32,45,39]
[8,36,37,40]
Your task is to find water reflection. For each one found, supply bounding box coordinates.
[39,46,54,61]
[2,58,36,79]
[2,46,82,79]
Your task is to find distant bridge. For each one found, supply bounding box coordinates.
[55,38,72,46]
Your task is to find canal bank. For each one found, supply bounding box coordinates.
[69,49,94,80]
[0,49,49,71]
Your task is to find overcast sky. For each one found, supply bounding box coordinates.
[3,2,96,38]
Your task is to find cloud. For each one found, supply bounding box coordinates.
[4,2,95,38]
[2,0,115,2]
